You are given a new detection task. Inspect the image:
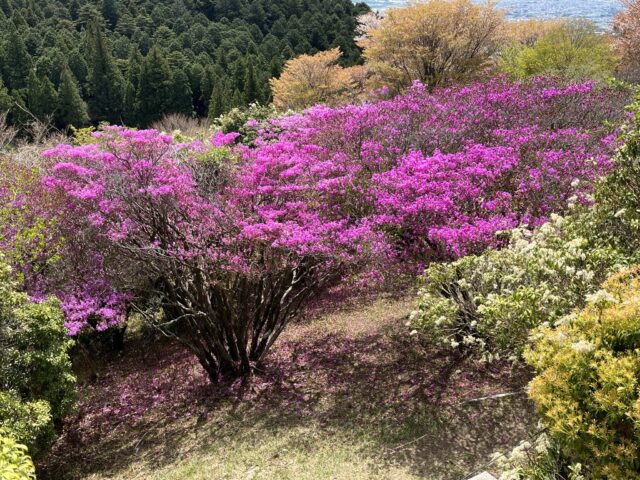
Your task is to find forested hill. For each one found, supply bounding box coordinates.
[0,0,369,128]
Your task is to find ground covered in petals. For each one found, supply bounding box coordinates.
[40,295,536,480]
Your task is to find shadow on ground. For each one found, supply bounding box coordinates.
[40,297,537,480]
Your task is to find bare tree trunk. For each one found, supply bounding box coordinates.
[155,262,326,384]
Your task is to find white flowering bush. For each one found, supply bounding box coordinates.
[492,432,585,480]
[411,214,620,361]
[212,103,278,145]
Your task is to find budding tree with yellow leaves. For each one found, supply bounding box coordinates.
[270,48,366,111]
[358,0,506,92]
[503,18,567,47]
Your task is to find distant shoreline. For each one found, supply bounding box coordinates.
[362,0,623,29]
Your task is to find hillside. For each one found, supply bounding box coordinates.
[0,0,368,127]
[41,296,536,480]
[2,1,640,479]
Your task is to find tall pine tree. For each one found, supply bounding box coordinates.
[231,88,243,109]
[56,66,89,129]
[122,47,142,125]
[167,68,193,117]
[26,70,57,120]
[3,26,32,90]
[207,79,227,119]
[68,50,89,89]
[86,22,125,123]
[243,60,260,105]
[0,77,12,113]
[136,46,172,126]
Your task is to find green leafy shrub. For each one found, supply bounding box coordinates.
[0,394,52,455]
[0,429,36,480]
[499,19,617,81]
[410,215,619,361]
[582,93,640,259]
[0,256,75,455]
[525,266,640,479]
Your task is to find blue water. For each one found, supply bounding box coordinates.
[364,0,624,29]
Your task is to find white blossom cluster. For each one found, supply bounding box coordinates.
[492,431,585,480]
[411,214,618,361]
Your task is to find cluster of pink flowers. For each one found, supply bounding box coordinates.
[2,78,628,336]
[38,125,387,335]
[246,77,626,260]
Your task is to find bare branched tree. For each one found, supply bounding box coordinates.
[0,112,18,153]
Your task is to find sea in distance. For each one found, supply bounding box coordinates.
[363,0,624,29]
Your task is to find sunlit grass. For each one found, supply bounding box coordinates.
[42,296,536,480]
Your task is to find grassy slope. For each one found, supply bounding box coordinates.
[41,295,536,480]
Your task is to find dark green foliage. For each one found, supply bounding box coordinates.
[243,60,260,104]
[208,79,227,119]
[0,77,12,113]
[2,27,31,91]
[56,66,89,128]
[101,0,118,28]
[26,70,57,120]
[0,0,367,129]
[7,91,29,125]
[86,23,125,123]
[0,0,12,16]
[231,88,244,109]
[122,47,141,124]
[137,46,172,125]
[122,80,137,125]
[167,69,194,117]
[67,51,89,91]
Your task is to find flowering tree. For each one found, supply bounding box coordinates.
[358,0,506,92]
[613,0,640,82]
[24,77,628,382]
[41,128,383,380]
[270,48,367,111]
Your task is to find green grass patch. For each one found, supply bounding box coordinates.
[41,296,536,480]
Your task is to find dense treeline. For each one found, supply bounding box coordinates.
[0,0,369,128]
[3,0,640,477]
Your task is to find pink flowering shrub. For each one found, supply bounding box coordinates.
[15,77,627,382]
[41,126,385,380]
[249,77,628,261]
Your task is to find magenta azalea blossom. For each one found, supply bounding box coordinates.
[0,78,628,381]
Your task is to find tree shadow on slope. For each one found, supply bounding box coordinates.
[39,298,536,480]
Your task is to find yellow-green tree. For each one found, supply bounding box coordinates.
[270,48,366,111]
[0,430,36,480]
[358,0,506,92]
[503,18,566,47]
[526,266,640,479]
[499,19,617,81]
